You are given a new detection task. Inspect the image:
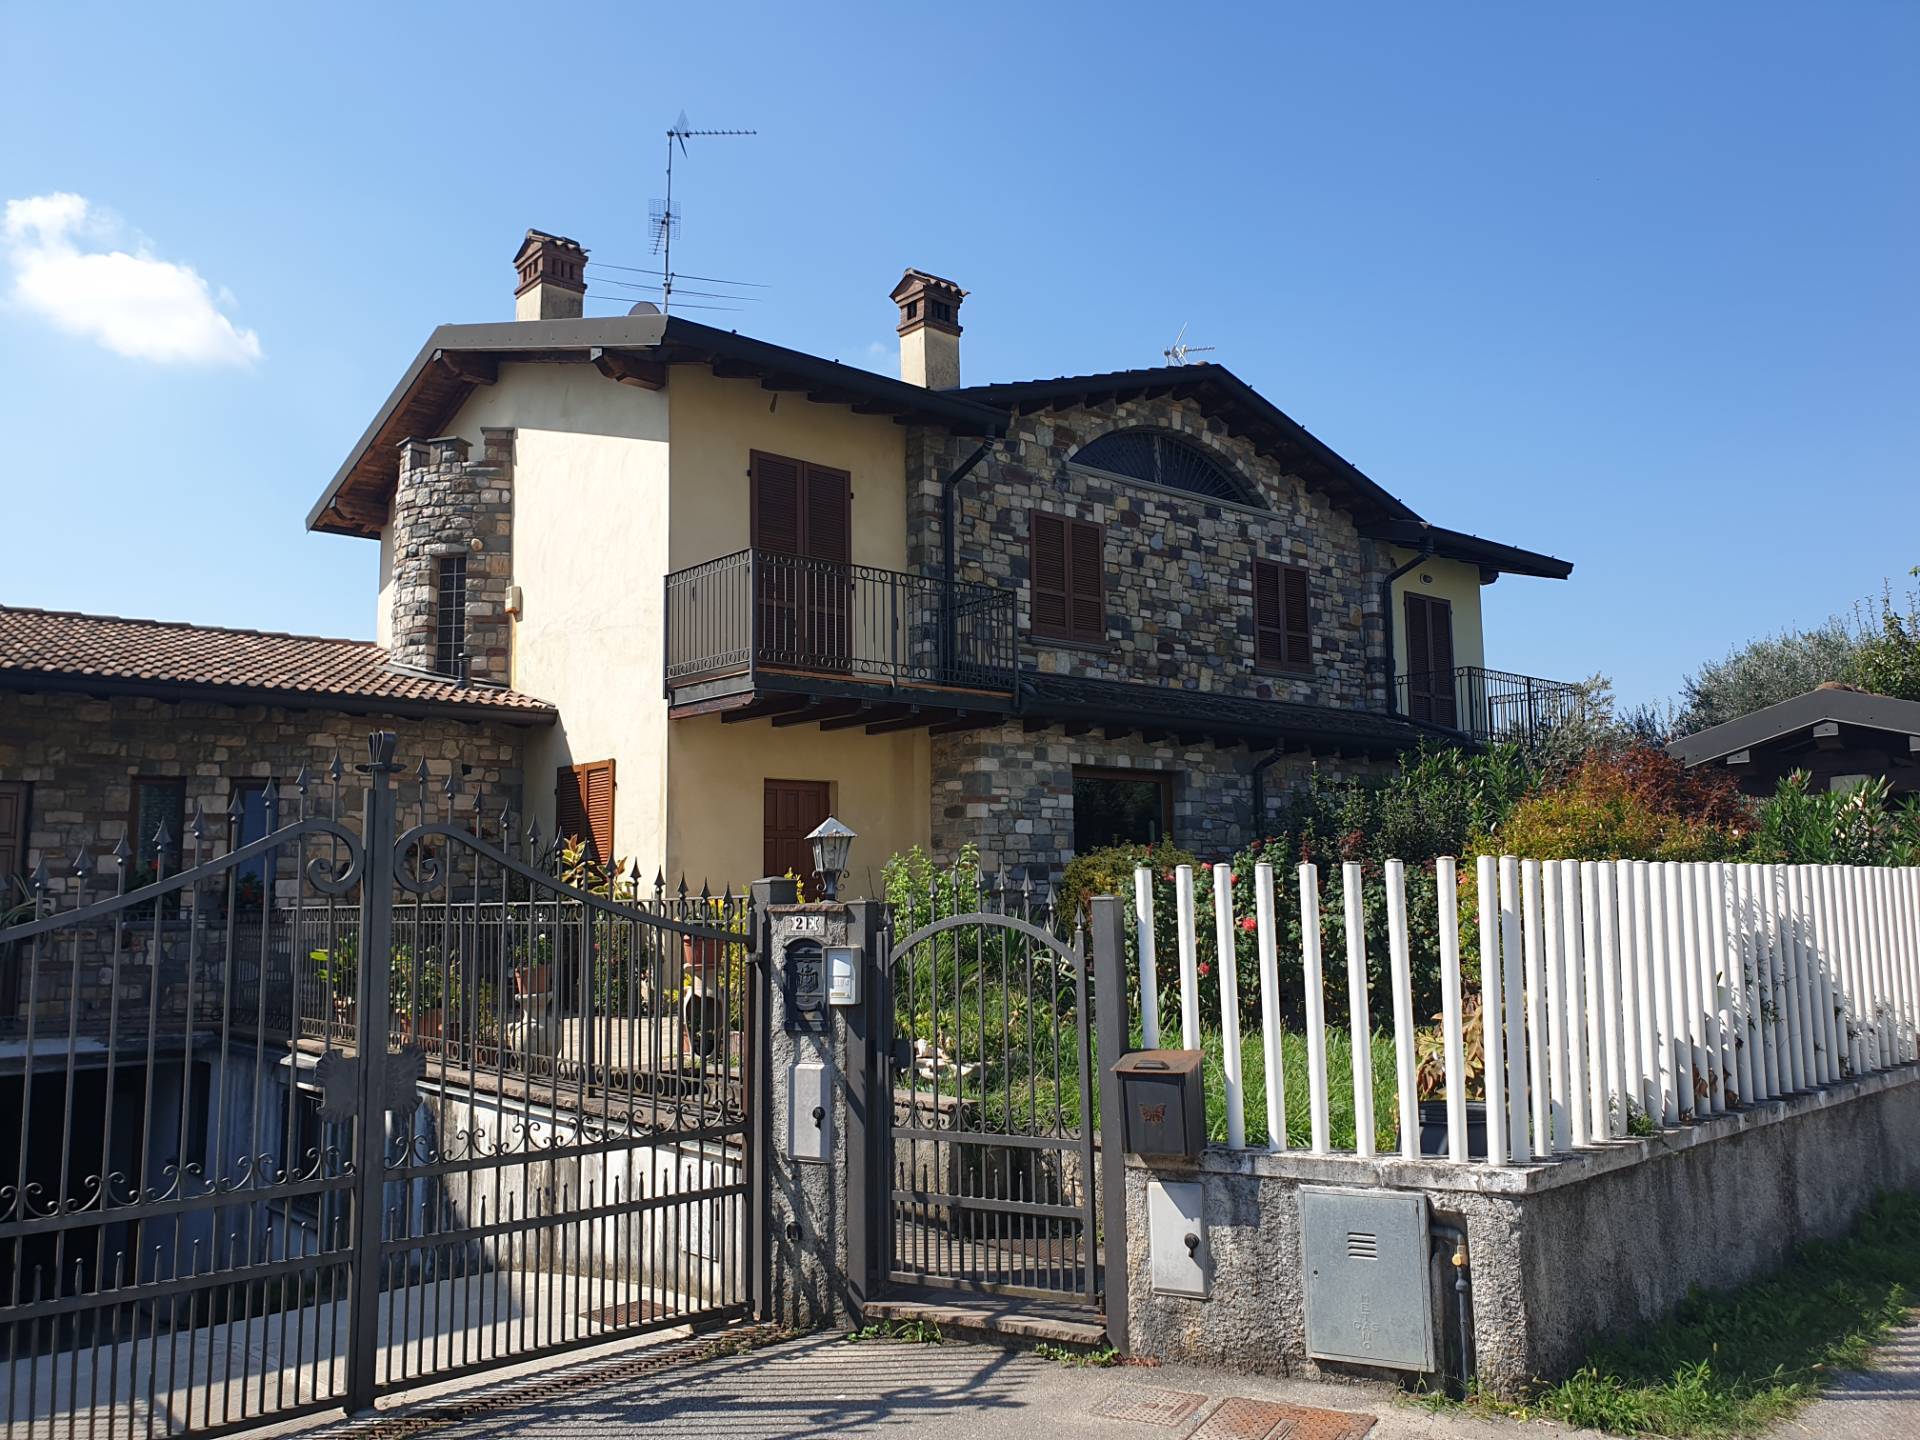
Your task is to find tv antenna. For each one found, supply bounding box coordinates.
[651,110,756,313]
[1163,322,1216,366]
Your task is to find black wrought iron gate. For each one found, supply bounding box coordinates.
[0,734,756,1440]
[875,889,1103,1307]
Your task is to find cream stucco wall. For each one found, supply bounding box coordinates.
[359,360,929,887]
[663,365,909,572]
[375,526,395,648]
[440,362,673,871]
[662,365,926,886]
[1385,547,1487,678]
[667,718,930,892]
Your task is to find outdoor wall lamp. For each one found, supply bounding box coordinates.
[805,816,857,901]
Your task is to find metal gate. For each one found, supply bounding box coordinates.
[875,884,1101,1307]
[0,734,756,1439]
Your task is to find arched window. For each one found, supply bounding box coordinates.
[1068,427,1260,506]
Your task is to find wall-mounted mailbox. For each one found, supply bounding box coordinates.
[782,938,828,1034]
[788,1057,832,1162]
[826,945,860,1006]
[1113,1050,1206,1161]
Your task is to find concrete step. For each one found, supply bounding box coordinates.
[861,1295,1109,1351]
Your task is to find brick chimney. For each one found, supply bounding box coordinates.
[513,230,588,320]
[891,269,965,389]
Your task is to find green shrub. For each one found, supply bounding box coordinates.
[1483,746,1750,862]
[1748,771,1920,866]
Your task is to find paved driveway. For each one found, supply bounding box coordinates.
[286,1329,1602,1440]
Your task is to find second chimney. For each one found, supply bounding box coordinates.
[891,269,965,388]
[514,230,588,321]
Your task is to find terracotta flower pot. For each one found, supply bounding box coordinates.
[513,963,552,997]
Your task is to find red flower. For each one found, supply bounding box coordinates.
[1238,915,1258,932]
[1197,961,1212,977]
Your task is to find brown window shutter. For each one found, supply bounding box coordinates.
[583,760,615,862]
[1067,519,1105,642]
[801,464,852,562]
[1282,565,1312,668]
[1404,592,1431,674]
[1029,511,1070,637]
[751,451,802,554]
[555,760,615,862]
[1253,561,1286,668]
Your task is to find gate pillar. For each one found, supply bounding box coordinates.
[757,889,878,1330]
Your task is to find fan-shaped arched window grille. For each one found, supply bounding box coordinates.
[1069,428,1260,506]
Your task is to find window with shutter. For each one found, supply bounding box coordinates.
[1253,560,1313,673]
[1403,594,1457,727]
[555,760,615,862]
[1029,511,1105,644]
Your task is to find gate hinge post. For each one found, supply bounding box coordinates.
[1090,894,1133,1357]
[346,731,402,1415]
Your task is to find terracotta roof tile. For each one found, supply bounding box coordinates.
[0,606,555,722]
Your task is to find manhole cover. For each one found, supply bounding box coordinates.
[1189,1398,1376,1440]
[1090,1386,1209,1426]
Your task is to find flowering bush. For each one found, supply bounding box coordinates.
[1481,746,1750,862]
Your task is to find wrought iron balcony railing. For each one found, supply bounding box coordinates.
[1393,665,1582,746]
[665,548,1019,698]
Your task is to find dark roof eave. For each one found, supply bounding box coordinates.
[309,316,1007,537]
[1019,683,1426,753]
[0,670,558,727]
[1667,689,1920,766]
[1369,520,1572,580]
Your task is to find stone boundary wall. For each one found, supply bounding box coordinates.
[1124,1065,1920,1395]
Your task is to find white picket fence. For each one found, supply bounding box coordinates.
[1132,858,1920,1165]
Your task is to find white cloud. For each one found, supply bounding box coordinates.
[3,192,262,365]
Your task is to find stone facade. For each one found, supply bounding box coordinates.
[931,721,1383,872]
[908,395,1389,711]
[0,689,530,907]
[388,431,515,684]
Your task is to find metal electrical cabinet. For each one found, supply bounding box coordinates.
[1300,1187,1435,1372]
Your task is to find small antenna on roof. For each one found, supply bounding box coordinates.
[1163,322,1216,367]
[650,109,756,314]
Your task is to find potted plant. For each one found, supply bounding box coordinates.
[309,936,358,1034]
[391,944,447,1045]
[1412,996,1489,1159]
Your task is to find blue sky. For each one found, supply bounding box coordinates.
[2,2,1913,710]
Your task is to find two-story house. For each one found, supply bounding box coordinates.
[299,230,1573,887]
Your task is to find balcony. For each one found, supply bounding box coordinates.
[1393,665,1582,747]
[664,549,1019,719]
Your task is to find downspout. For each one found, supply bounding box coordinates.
[1379,527,1435,717]
[1249,747,1285,843]
[939,440,994,681]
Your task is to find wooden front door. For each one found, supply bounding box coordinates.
[764,779,832,885]
[1403,593,1458,728]
[752,451,852,670]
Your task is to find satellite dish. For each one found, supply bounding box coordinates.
[628,300,662,316]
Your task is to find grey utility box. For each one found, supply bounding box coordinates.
[1300,1187,1435,1372]
[1145,1178,1209,1298]
[1112,1050,1206,1161]
[788,1057,833,1163]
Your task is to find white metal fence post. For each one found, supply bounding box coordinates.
[1386,859,1420,1160]
[1342,861,1377,1159]
[1499,856,1530,1161]
[1479,855,1510,1167]
[1299,863,1332,1155]
[1133,865,1161,1050]
[1541,861,1570,1154]
[1567,860,1594,1147]
[1212,863,1244,1150]
[1437,856,1469,1163]
[1254,862,1286,1153]
[1175,864,1201,1052]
